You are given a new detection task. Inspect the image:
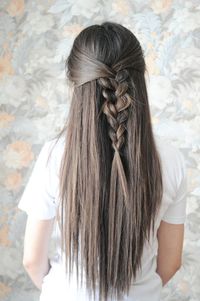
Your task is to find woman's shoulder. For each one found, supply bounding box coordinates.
[45,135,65,154]
[42,135,66,175]
[154,135,184,161]
[154,134,186,197]
[154,135,185,168]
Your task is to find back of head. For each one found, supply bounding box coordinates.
[56,21,163,301]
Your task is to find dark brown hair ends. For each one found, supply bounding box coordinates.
[55,21,163,301]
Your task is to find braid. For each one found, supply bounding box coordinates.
[97,69,134,208]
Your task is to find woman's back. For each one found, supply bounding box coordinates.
[18,133,187,301]
[18,22,187,301]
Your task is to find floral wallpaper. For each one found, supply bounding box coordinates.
[0,0,200,300]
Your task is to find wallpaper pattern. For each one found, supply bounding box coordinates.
[0,0,200,300]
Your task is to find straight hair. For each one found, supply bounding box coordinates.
[52,21,163,301]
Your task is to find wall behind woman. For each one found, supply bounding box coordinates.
[0,0,199,300]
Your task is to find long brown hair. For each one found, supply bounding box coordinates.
[53,21,163,301]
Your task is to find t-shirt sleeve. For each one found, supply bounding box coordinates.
[18,140,58,220]
[161,150,187,224]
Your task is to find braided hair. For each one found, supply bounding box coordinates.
[97,69,133,207]
[54,21,163,301]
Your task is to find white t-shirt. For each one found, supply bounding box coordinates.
[18,134,187,301]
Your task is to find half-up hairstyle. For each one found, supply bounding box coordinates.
[55,21,163,301]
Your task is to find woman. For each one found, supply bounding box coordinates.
[18,21,187,301]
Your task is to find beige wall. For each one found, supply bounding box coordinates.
[0,0,200,300]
